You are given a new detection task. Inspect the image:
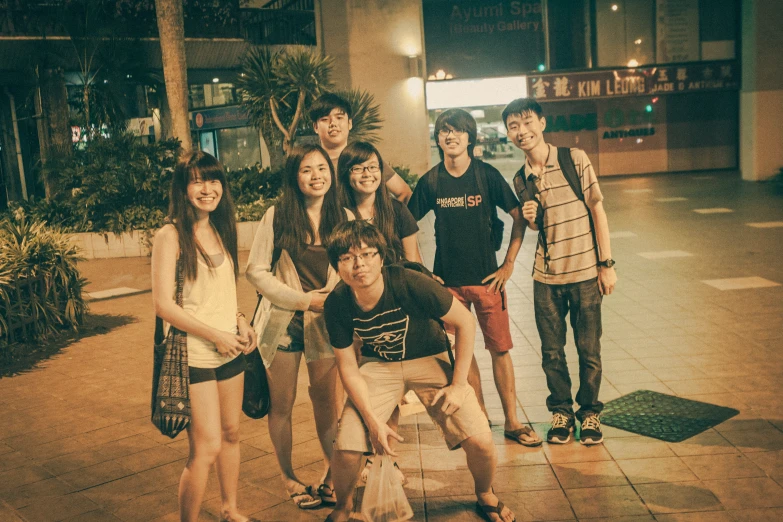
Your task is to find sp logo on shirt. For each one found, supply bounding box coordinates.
[436,194,482,209]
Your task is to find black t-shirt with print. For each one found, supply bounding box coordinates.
[324,267,452,362]
[391,198,419,242]
[407,160,520,286]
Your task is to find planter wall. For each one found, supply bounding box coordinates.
[70,221,261,259]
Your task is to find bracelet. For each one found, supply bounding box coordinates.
[236,312,246,319]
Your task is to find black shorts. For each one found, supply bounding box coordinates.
[189,353,246,385]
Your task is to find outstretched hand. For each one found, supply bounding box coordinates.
[368,420,404,457]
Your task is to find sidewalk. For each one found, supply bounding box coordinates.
[2,171,783,521]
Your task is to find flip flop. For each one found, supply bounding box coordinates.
[504,425,543,447]
[290,485,322,509]
[317,483,337,505]
[475,500,516,522]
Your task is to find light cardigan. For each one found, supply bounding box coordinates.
[246,205,353,368]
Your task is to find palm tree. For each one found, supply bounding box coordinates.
[154,0,191,151]
[335,88,383,145]
[238,47,332,158]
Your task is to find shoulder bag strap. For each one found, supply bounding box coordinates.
[154,258,184,344]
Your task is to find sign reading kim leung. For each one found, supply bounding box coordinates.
[527,61,740,101]
[423,0,545,79]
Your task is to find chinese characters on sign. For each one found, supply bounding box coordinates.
[526,61,739,101]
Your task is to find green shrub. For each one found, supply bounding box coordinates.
[392,164,420,191]
[7,134,285,234]
[0,212,87,353]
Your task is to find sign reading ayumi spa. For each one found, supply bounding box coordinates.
[527,61,739,101]
[423,0,545,79]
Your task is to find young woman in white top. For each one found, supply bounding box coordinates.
[246,143,351,509]
[152,151,258,522]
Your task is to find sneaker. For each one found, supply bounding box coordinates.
[547,413,575,444]
[579,414,603,445]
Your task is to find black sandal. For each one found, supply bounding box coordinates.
[475,500,516,522]
[317,483,337,505]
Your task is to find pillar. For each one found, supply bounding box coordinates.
[740,0,783,181]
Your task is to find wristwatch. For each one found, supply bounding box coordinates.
[598,258,616,268]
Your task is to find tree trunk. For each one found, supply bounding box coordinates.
[36,67,72,200]
[155,0,191,151]
[0,91,21,202]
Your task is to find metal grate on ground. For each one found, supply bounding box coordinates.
[601,389,740,443]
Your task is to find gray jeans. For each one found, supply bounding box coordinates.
[534,278,603,421]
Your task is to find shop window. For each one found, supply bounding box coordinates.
[215,127,261,171]
[188,83,239,110]
[548,0,589,70]
[595,0,655,68]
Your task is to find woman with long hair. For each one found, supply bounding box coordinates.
[151,151,258,522]
[246,143,350,509]
[337,141,422,264]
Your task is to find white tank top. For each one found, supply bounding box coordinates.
[183,252,239,368]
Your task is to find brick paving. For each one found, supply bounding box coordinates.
[2,171,783,521]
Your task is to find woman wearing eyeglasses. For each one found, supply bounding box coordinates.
[246,143,352,510]
[337,141,422,264]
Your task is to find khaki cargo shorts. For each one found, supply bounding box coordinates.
[334,352,491,453]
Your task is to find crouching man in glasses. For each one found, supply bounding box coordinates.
[322,220,515,522]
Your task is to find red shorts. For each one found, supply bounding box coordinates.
[447,286,513,353]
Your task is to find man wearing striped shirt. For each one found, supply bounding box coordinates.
[503,98,618,446]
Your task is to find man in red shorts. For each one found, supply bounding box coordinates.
[408,108,541,446]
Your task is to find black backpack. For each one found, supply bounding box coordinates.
[512,147,598,272]
[425,160,505,251]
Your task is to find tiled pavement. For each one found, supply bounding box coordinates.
[2,170,783,521]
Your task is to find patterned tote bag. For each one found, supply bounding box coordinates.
[151,260,191,438]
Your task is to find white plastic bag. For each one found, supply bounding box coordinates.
[361,455,413,522]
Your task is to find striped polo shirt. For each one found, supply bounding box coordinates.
[516,145,603,285]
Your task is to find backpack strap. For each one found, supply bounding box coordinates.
[472,160,498,233]
[557,147,599,263]
[385,266,455,368]
[557,147,584,203]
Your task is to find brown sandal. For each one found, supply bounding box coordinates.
[504,425,543,447]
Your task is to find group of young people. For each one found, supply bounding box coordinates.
[151,93,616,522]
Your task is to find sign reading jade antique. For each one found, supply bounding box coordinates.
[526,61,739,101]
[423,0,545,79]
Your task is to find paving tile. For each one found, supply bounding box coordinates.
[0,465,54,493]
[635,481,723,514]
[667,431,740,457]
[16,492,99,522]
[552,460,628,489]
[616,456,698,484]
[745,221,783,228]
[604,437,677,460]
[542,440,614,464]
[565,485,649,519]
[681,453,766,480]
[720,428,783,453]
[610,231,638,239]
[656,197,689,202]
[705,477,783,510]
[656,512,733,522]
[59,460,135,490]
[726,508,783,521]
[637,250,694,260]
[693,208,733,214]
[701,277,781,291]
[112,489,179,522]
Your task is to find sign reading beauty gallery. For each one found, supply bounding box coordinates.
[526,61,739,101]
[423,0,545,79]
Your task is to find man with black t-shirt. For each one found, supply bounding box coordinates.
[323,220,516,522]
[408,108,541,447]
